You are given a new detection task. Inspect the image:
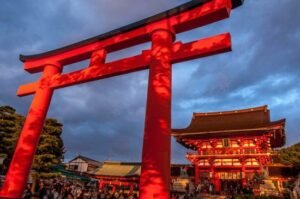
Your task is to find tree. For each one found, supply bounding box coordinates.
[32,118,64,177]
[0,106,23,174]
[0,106,17,158]
[278,143,300,166]
[0,105,64,176]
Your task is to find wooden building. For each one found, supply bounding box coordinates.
[66,155,102,173]
[91,161,193,193]
[172,105,286,193]
[92,161,140,194]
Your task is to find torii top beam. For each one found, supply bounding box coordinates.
[20,0,243,73]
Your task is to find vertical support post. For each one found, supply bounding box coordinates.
[99,180,103,190]
[259,161,263,174]
[210,165,215,182]
[139,28,174,199]
[89,49,106,66]
[195,164,199,186]
[112,185,116,193]
[214,173,220,193]
[241,160,247,187]
[0,63,61,199]
[130,184,134,195]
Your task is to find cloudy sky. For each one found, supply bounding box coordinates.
[0,0,299,163]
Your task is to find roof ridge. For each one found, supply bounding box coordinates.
[103,161,141,165]
[75,155,102,164]
[193,105,268,117]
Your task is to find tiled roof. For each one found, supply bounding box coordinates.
[172,105,286,147]
[173,105,285,134]
[93,161,141,177]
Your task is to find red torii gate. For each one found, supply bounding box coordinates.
[0,0,243,198]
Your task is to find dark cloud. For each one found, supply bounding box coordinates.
[0,0,299,164]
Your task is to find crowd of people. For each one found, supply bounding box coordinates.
[22,178,138,199]
[1,175,295,198]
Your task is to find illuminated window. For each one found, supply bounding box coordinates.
[214,159,221,166]
[202,142,212,149]
[215,141,223,148]
[245,158,259,166]
[222,159,232,166]
[232,159,241,166]
[231,141,239,147]
[214,159,241,166]
[219,172,241,180]
[198,159,210,166]
[243,140,255,147]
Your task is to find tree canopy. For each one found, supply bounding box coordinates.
[0,105,64,177]
[278,143,300,166]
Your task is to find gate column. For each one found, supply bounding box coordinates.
[139,28,174,199]
[0,63,61,198]
[195,165,200,186]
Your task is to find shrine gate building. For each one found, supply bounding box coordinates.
[172,105,286,193]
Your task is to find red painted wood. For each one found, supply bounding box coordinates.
[186,135,273,191]
[1,0,236,197]
[17,33,231,97]
[139,29,173,199]
[130,184,134,194]
[195,166,200,186]
[23,0,231,73]
[0,63,61,198]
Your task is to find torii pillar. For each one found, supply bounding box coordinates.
[140,29,174,199]
[0,63,61,198]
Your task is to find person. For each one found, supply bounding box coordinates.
[183,193,189,199]
[75,186,83,198]
[118,192,125,199]
[39,181,48,199]
[51,187,60,199]
[170,193,177,199]
[23,184,32,199]
[63,185,74,199]
[185,183,189,194]
[99,190,105,199]
[196,183,201,193]
[180,166,188,177]
[209,183,213,195]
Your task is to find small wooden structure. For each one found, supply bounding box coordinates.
[66,155,102,173]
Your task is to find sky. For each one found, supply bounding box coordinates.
[0,0,299,164]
